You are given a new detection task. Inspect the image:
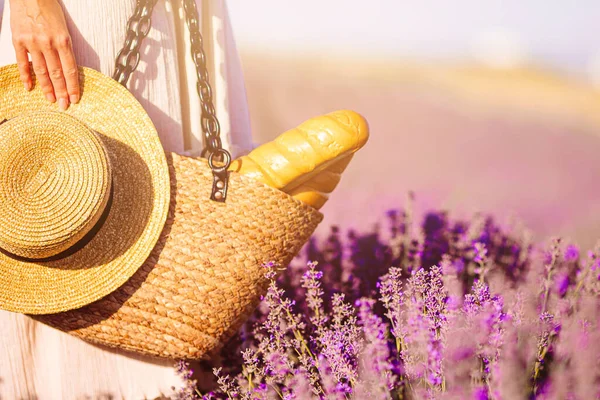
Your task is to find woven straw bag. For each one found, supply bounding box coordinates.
[24,0,323,359]
[35,153,321,359]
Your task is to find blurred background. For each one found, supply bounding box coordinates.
[228,0,600,250]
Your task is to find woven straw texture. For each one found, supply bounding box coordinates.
[35,152,323,360]
[0,64,170,314]
[0,112,112,259]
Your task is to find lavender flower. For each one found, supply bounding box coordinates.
[173,360,201,400]
[317,293,362,385]
[354,298,395,397]
[563,244,579,263]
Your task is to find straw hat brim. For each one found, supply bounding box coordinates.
[0,63,170,314]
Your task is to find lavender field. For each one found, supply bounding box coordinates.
[175,197,599,399]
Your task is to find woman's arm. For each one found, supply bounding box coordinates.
[9,0,79,109]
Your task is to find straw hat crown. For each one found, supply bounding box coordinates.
[0,112,112,259]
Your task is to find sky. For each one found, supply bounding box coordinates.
[227,0,600,82]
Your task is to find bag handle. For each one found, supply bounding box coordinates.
[112,0,231,202]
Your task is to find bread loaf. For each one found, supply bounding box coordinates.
[229,110,368,209]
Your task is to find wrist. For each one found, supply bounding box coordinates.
[11,0,57,5]
[10,0,59,22]
[10,0,58,11]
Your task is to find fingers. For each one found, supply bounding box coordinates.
[44,48,69,110]
[14,37,78,110]
[56,35,80,104]
[14,45,32,91]
[30,51,56,103]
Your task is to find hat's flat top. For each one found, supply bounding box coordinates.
[0,112,112,259]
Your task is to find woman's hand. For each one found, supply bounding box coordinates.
[10,0,79,109]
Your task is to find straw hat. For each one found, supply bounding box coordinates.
[0,63,170,314]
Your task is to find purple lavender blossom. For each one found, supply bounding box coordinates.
[354,298,396,396]
[563,244,579,262]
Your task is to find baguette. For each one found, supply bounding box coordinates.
[286,154,353,210]
[229,110,368,208]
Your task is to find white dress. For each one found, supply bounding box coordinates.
[0,0,254,398]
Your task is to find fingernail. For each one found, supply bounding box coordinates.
[46,93,56,103]
[24,81,32,91]
[58,98,68,110]
[70,94,79,104]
